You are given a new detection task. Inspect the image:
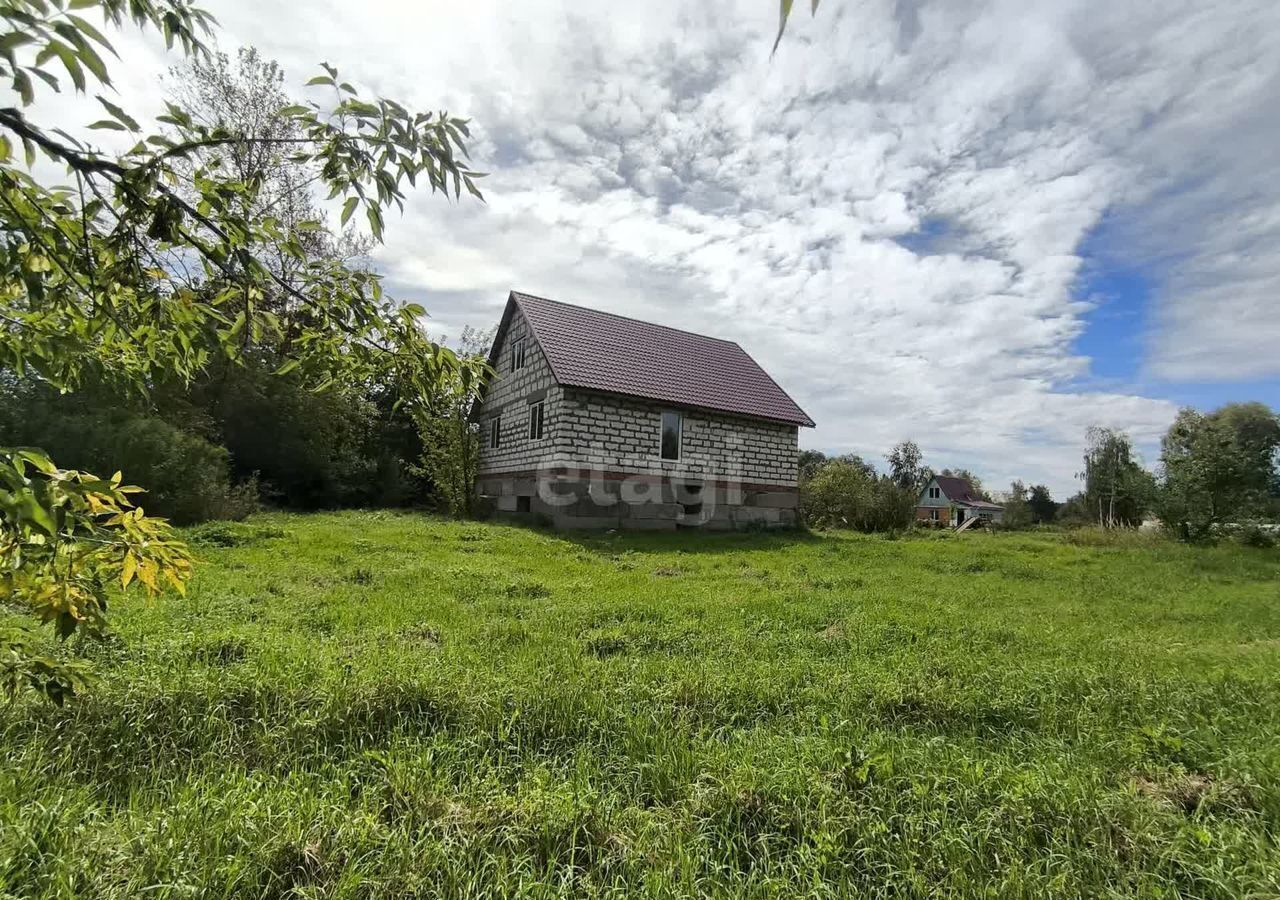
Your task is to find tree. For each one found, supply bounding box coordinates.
[1,448,192,703]
[164,46,374,331]
[1080,427,1155,528]
[1056,492,1092,527]
[412,327,491,517]
[0,0,485,700]
[940,468,990,501]
[1156,403,1280,541]
[797,449,828,483]
[886,440,926,491]
[801,459,914,532]
[1001,480,1032,529]
[1027,484,1057,524]
[831,453,877,478]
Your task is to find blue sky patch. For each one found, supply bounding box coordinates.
[1070,221,1150,384]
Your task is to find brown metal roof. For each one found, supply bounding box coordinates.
[934,475,1003,508]
[499,291,815,427]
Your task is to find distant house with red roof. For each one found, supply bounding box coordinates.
[473,291,814,530]
[916,475,1005,529]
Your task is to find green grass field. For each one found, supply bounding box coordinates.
[3,512,1280,898]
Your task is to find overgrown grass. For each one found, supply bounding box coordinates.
[3,512,1279,898]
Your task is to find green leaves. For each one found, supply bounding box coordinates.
[773,0,821,54]
[1,626,96,705]
[97,95,139,131]
[340,195,359,227]
[0,0,213,107]
[0,445,194,702]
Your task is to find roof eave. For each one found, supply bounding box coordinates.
[560,383,813,428]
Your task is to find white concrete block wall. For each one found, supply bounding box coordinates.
[475,310,800,490]
[475,309,563,476]
[556,391,799,487]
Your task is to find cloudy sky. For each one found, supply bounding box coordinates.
[39,0,1280,495]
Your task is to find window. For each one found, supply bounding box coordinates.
[929,509,939,521]
[660,410,681,461]
[928,486,941,499]
[511,338,526,372]
[489,416,501,450]
[516,496,531,513]
[528,399,544,440]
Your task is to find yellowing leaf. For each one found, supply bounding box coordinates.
[121,552,137,589]
[137,558,159,594]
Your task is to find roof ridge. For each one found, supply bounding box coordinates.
[510,290,741,349]
[504,290,815,428]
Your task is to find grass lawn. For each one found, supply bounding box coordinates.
[3,511,1280,898]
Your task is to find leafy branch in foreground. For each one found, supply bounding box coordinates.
[774,0,822,54]
[0,0,487,701]
[1,0,484,393]
[1,447,191,704]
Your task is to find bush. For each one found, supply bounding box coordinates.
[1,402,256,525]
[187,521,287,548]
[190,362,421,510]
[105,417,258,524]
[1230,524,1277,549]
[1062,527,1168,549]
[801,461,915,532]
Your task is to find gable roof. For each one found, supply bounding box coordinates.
[492,291,815,427]
[930,475,1004,509]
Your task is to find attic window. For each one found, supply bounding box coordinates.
[511,338,526,372]
[928,486,941,499]
[660,411,682,461]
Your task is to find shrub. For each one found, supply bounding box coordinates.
[1063,526,1168,549]
[194,362,420,510]
[801,461,914,532]
[2,404,256,525]
[1232,524,1277,549]
[187,522,287,548]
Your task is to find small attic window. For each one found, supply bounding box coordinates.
[511,338,526,372]
[929,486,941,499]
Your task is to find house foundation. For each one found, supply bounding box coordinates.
[476,470,799,531]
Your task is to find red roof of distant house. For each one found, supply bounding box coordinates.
[497,291,815,427]
[932,475,1004,509]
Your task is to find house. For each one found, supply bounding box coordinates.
[473,291,815,530]
[916,475,1005,528]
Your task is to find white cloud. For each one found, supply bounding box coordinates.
[17,0,1279,495]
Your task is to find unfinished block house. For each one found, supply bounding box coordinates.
[473,291,815,530]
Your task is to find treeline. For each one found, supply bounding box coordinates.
[797,441,1037,531]
[800,401,1280,543]
[0,48,480,524]
[1062,403,1280,541]
[0,361,423,523]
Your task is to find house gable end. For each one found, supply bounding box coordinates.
[917,477,950,508]
[476,296,562,417]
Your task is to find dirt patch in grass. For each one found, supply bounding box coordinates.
[402,624,442,647]
[1134,772,1255,815]
[504,580,552,599]
[191,636,249,666]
